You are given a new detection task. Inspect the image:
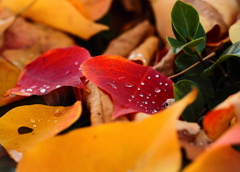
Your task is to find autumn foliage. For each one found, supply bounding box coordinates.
[0,0,240,172]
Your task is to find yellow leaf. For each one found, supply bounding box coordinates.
[2,0,108,40]
[79,0,113,21]
[16,89,197,172]
[229,20,240,44]
[0,58,20,98]
[0,101,81,161]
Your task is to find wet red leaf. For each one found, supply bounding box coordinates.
[81,55,174,118]
[4,46,90,97]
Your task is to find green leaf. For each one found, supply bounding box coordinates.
[171,0,199,40]
[202,41,240,76]
[194,24,206,53]
[175,54,205,75]
[174,80,204,122]
[167,37,205,55]
[180,75,215,102]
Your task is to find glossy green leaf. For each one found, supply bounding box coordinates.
[175,54,205,75]
[181,75,215,102]
[194,24,206,53]
[174,80,204,122]
[167,37,205,55]
[202,41,240,76]
[171,0,199,40]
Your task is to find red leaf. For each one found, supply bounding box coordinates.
[5,46,90,97]
[81,55,174,118]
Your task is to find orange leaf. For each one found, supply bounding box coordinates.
[183,145,240,172]
[203,91,240,140]
[0,101,81,161]
[16,90,197,172]
[203,105,235,140]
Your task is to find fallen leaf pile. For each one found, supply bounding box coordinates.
[0,0,240,171]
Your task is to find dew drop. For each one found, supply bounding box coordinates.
[154,88,161,93]
[79,67,82,71]
[139,94,144,97]
[65,71,70,74]
[140,82,145,85]
[159,82,163,85]
[74,61,79,65]
[125,83,134,88]
[152,101,155,104]
[155,74,159,78]
[147,76,151,79]
[26,88,32,92]
[56,85,61,88]
[128,99,132,102]
[31,85,37,88]
[137,87,141,91]
[140,104,143,107]
[54,120,58,122]
[144,101,148,104]
[30,119,35,123]
[46,86,50,89]
[47,120,51,122]
[165,83,168,86]
[146,96,149,99]
[33,124,37,128]
[107,83,118,89]
[20,89,25,92]
[131,95,135,98]
[148,93,152,96]
[118,76,125,80]
[43,85,47,87]
[40,88,46,93]
[153,109,158,113]
[137,53,143,57]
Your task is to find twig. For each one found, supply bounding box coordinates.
[168,52,216,79]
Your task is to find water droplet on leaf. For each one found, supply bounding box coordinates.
[154,88,161,93]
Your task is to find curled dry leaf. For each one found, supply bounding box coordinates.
[128,35,159,66]
[83,82,129,125]
[2,0,108,40]
[229,20,240,44]
[0,15,15,35]
[0,101,81,161]
[151,0,239,46]
[16,89,197,172]
[81,55,174,118]
[153,49,175,76]
[83,82,112,125]
[104,20,154,57]
[5,46,90,97]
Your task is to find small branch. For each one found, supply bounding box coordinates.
[168,52,215,79]
[195,51,207,68]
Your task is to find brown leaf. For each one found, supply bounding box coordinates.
[83,82,128,125]
[128,35,159,66]
[104,20,154,57]
[2,13,75,53]
[2,44,41,70]
[153,49,175,76]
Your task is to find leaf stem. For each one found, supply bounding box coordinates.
[195,51,207,68]
[169,52,215,79]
